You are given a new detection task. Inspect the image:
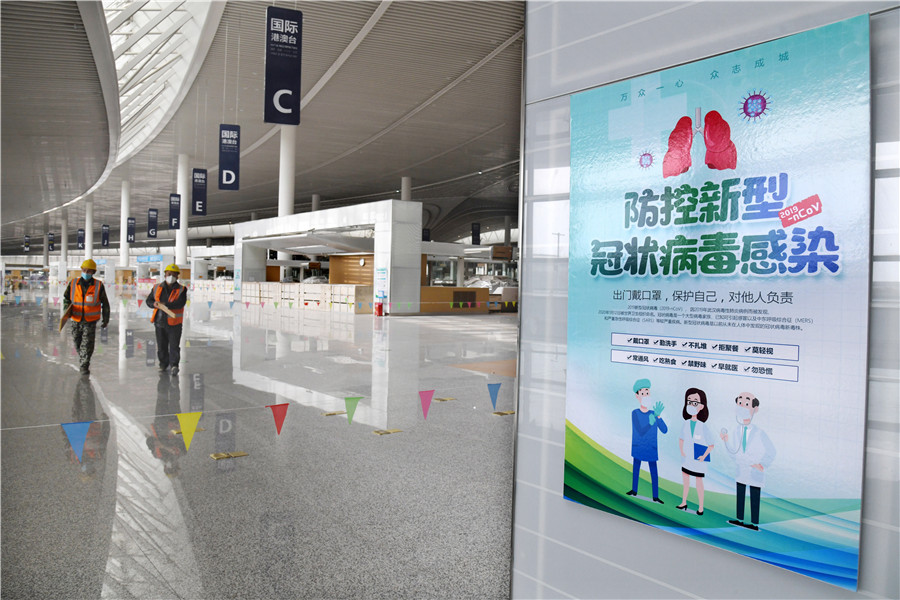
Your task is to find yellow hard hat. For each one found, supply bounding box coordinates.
[164,263,180,274]
[81,259,97,271]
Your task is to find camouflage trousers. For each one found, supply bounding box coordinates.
[71,319,98,370]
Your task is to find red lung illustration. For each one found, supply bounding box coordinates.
[662,116,693,178]
[704,110,737,170]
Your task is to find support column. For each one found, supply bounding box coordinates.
[401,176,412,202]
[311,194,320,212]
[456,257,465,287]
[504,215,511,245]
[278,125,297,280]
[60,209,69,283]
[42,215,50,268]
[84,199,94,259]
[176,153,190,266]
[120,180,131,268]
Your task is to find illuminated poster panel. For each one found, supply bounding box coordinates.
[565,16,870,590]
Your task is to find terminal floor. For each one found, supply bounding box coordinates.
[1,295,518,599]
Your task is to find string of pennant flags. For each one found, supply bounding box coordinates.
[2,294,517,311]
[59,382,508,462]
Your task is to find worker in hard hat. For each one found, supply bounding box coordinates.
[63,259,111,375]
[145,264,188,376]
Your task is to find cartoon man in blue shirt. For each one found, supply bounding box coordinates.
[626,378,667,503]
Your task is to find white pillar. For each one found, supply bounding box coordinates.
[60,209,69,282]
[42,215,50,268]
[84,199,94,259]
[278,125,297,280]
[120,180,131,268]
[176,153,190,266]
[401,176,412,202]
[456,257,465,287]
[311,194,320,212]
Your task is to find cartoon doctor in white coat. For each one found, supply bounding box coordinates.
[720,391,776,531]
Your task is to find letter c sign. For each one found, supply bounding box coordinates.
[274,89,293,114]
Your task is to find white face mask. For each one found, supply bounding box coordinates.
[686,404,701,416]
[639,395,651,407]
[165,275,176,285]
[735,405,752,423]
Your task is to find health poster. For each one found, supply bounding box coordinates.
[565,15,870,590]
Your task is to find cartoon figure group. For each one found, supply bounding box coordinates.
[626,379,776,531]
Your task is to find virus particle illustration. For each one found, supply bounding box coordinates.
[740,90,771,121]
[638,151,654,169]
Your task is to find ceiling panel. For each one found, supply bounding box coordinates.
[2,0,524,252]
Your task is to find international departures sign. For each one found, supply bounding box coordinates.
[169,194,180,229]
[264,6,302,125]
[219,125,240,190]
[192,169,207,215]
[148,209,158,238]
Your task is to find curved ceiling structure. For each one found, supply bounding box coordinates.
[1,1,524,253]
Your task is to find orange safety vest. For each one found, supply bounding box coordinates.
[70,278,103,322]
[151,284,185,326]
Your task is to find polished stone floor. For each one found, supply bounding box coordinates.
[1,286,518,599]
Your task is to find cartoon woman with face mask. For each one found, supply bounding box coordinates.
[677,387,714,515]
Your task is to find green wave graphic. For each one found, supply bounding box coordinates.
[563,420,860,589]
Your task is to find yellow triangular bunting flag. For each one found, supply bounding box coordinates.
[186,340,191,347]
[176,412,202,450]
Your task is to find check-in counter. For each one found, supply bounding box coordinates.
[419,286,489,314]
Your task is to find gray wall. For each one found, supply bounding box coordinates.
[513,2,899,598]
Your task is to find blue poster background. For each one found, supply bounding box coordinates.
[566,16,870,590]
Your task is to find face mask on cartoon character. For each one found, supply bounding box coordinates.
[735,405,752,423]
[686,404,701,416]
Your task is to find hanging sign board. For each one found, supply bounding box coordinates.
[23,235,30,253]
[169,194,181,230]
[48,232,55,252]
[192,169,208,216]
[264,6,302,125]
[219,125,241,190]
[77,229,85,250]
[471,223,481,245]
[126,218,136,243]
[101,224,109,247]
[148,209,158,238]
[564,16,870,590]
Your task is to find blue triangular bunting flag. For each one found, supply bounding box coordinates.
[487,383,501,410]
[208,301,213,308]
[62,421,92,462]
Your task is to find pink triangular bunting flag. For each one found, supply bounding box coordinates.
[419,390,435,420]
